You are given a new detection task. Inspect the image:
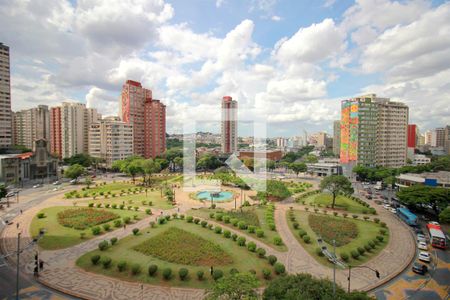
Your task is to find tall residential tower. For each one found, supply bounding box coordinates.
[0,43,12,148]
[13,105,50,150]
[221,96,238,154]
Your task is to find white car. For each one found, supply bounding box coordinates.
[33,184,42,188]
[418,242,428,251]
[418,251,431,263]
[53,181,61,185]
[389,208,397,214]
[417,234,426,243]
[383,204,391,209]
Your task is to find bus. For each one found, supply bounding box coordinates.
[397,207,418,226]
[427,223,447,249]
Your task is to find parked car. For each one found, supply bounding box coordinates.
[33,184,42,188]
[69,179,78,184]
[53,180,61,185]
[383,204,391,210]
[418,242,428,251]
[367,196,373,200]
[412,262,428,275]
[418,251,431,263]
[389,208,397,214]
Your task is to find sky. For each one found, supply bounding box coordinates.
[1,0,449,137]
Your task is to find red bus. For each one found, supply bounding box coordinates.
[427,224,447,249]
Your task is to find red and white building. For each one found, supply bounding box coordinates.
[120,80,166,159]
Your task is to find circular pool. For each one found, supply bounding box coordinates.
[196,191,233,201]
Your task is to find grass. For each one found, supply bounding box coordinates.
[76,219,279,288]
[287,210,389,267]
[304,193,370,214]
[284,181,313,194]
[133,227,233,266]
[189,206,288,252]
[30,206,145,250]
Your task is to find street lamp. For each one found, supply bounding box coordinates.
[347,265,380,293]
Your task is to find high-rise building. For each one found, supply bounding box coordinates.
[120,80,166,158]
[309,132,328,149]
[0,43,12,148]
[89,116,133,168]
[13,105,50,151]
[276,137,288,149]
[425,130,433,145]
[333,120,341,156]
[340,94,408,168]
[435,127,445,148]
[444,125,450,155]
[221,96,238,154]
[407,124,417,148]
[50,102,99,159]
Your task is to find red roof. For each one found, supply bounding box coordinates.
[223,96,232,101]
[16,152,33,159]
[126,80,142,87]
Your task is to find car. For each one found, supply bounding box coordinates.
[416,233,426,242]
[53,181,61,185]
[5,191,16,197]
[418,251,431,263]
[69,179,78,184]
[389,208,397,214]
[383,204,391,209]
[412,262,428,275]
[428,221,440,226]
[418,242,428,250]
[33,184,42,188]
[367,196,373,200]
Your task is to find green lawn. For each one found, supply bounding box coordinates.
[188,206,288,252]
[30,206,145,250]
[287,210,389,267]
[303,193,370,214]
[76,219,280,288]
[284,181,313,194]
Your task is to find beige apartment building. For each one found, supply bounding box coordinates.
[333,120,341,156]
[89,116,133,168]
[13,105,50,151]
[0,43,12,148]
[50,102,99,159]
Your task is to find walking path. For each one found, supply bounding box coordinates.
[0,182,416,299]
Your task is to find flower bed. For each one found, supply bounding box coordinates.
[308,214,358,247]
[133,227,233,266]
[57,208,119,230]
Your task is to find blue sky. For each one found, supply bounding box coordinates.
[1,0,449,137]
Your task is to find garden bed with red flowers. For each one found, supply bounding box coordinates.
[308,214,358,246]
[57,208,119,230]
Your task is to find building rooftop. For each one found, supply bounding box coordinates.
[397,171,450,184]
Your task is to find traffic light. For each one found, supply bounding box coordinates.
[375,270,380,278]
[34,253,39,274]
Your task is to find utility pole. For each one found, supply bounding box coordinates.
[333,239,336,298]
[16,232,21,300]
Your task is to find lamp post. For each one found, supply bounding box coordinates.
[16,232,21,300]
[332,239,336,298]
[347,265,380,293]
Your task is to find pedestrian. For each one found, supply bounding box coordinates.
[210,266,214,275]
[123,223,126,230]
[177,207,180,213]
[20,209,23,215]
[16,222,19,229]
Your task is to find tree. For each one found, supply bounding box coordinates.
[197,154,222,170]
[304,154,318,163]
[63,153,93,167]
[266,160,276,171]
[0,184,7,199]
[84,176,93,188]
[439,207,450,224]
[141,159,161,186]
[397,185,449,214]
[319,175,354,209]
[257,180,292,201]
[289,162,307,176]
[64,164,85,180]
[173,157,183,170]
[207,273,259,300]
[125,159,143,183]
[263,273,371,300]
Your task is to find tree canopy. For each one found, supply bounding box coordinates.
[64,164,85,180]
[263,273,371,300]
[111,156,161,185]
[207,273,259,300]
[439,207,450,224]
[63,153,94,167]
[0,184,7,199]
[197,154,222,170]
[257,180,292,201]
[319,175,354,209]
[397,185,449,214]
[289,162,307,176]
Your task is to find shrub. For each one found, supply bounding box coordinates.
[201,220,208,227]
[117,261,127,272]
[194,218,200,224]
[274,262,286,275]
[105,204,110,208]
[208,224,213,230]
[98,240,109,251]
[231,218,239,226]
[197,270,204,280]
[212,269,223,280]
[91,226,101,235]
[237,236,246,246]
[158,218,166,225]
[215,214,223,221]
[123,216,131,224]
[114,219,122,227]
[88,203,94,208]
[341,253,349,262]
[179,214,185,220]
[119,204,125,210]
[231,233,238,241]
[369,241,376,248]
[223,230,231,238]
[163,268,172,280]
[223,216,230,223]
[273,236,283,245]
[374,218,380,223]
[248,225,256,233]
[150,221,156,228]
[91,255,101,265]
[373,238,380,245]
[131,263,141,275]
[101,256,112,269]
[102,223,110,231]
[380,228,387,235]
[333,212,338,217]
[257,247,266,258]
[80,232,86,239]
[238,221,248,230]
[110,237,118,245]
[132,228,139,235]
[214,226,222,234]
[343,213,348,218]
[376,235,384,242]
[112,204,117,209]
[179,268,189,281]
[316,247,324,257]
[256,229,265,238]
[298,230,307,238]
[148,264,158,276]
[357,247,365,255]
[209,212,215,219]
[302,235,311,243]
[145,209,152,215]
[380,222,387,228]
[96,203,102,208]
[262,268,271,279]
[352,215,358,219]
[268,223,276,231]
[364,244,372,252]
[186,216,194,223]
[247,241,257,252]
[351,250,360,259]
[229,268,239,275]
[127,206,132,210]
[268,255,277,265]
[293,222,299,229]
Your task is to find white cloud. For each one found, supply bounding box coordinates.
[86,87,118,116]
[323,0,336,8]
[271,15,282,21]
[216,0,225,8]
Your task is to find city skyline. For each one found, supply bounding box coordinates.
[1,0,449,137]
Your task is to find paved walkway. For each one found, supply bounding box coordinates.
[0,182,416,299]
